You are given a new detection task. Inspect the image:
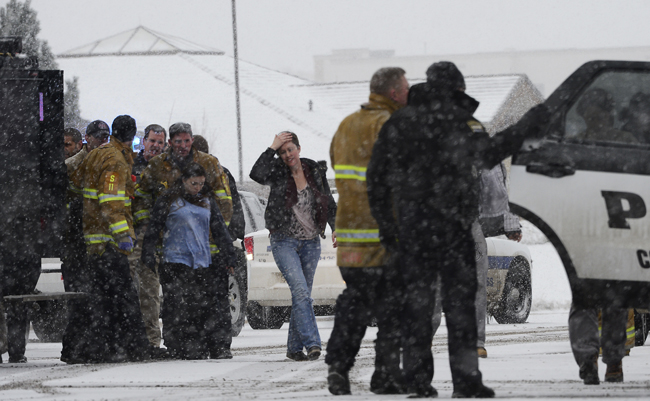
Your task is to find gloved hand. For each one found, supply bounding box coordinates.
[380,233,400,256]
[517,104,553,151]
[118,237,133,252]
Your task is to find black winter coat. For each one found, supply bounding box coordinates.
[367,82,548,244]
[249,148,336,237]
[223,167,245,240]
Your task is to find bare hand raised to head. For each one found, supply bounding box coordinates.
[270,132,293,150]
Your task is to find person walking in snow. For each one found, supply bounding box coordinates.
[249,131,337,362]
[367,61,550,398]
[141,162,236,360]
[326,67,409,395]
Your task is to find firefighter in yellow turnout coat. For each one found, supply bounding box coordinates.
[69,115,149,363]
[325,68,409,396]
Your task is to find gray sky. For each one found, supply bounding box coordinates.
[29,0,650,79]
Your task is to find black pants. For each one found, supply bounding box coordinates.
[399,216,482,392]
[0,215,41,360]
[160,263,231,359]
[325,263,404,385]
[64,247,149,363]
[1,254,40,360]
[61,199,93,361]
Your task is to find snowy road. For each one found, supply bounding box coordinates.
[1,243,649,400]
[1,311,649,400]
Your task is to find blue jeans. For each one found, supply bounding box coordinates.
[270,233,321,353]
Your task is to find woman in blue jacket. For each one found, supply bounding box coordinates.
[142,162,236,360]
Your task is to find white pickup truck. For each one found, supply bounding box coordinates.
[243,226,534,329]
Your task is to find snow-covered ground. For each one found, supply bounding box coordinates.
[2,238,648,400]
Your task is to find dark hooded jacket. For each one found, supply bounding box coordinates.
[250,147,336,238]
[367,62,548,247]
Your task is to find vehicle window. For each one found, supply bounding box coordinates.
[565,71,650,145]
[240,192,266,234]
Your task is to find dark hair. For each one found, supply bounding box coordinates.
[162,162,211,208]
[181,162,207,182]
[169,122,192,140]
[192,135,209,153]
[275,131,300,156]
[64,127,82,143]
[144,124,167,141]
[370,67,406,97]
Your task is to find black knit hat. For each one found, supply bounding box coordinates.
[426,61,466,92]
[111,115,137,142]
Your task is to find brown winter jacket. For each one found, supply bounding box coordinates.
[133,148,233,255]
[330,93,402,267]
[70,138,136,255]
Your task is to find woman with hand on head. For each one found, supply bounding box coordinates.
[141,162,236,360]
[250,131,337,361]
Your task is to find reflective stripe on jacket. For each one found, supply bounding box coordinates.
[330,93,401,267]
[70,138,136,255]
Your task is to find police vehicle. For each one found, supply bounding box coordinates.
[509,60,650,344]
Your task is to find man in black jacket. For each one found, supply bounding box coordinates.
[367,61,549,398]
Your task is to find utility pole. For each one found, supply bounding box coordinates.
[231,0,244,183]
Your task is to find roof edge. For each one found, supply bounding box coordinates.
[56,50,225,59]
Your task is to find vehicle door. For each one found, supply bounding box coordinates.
[510,61,650,306]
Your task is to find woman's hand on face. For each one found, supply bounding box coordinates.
[270,132,292,150]
[331,231,337,249]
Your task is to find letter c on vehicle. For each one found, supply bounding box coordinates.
[636,250,650,269]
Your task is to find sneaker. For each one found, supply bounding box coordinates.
[477,347,488,359]
[8,356,27,363]
[307,346,321,361]
[579,357,600,385]
[605,361,623,383]
[286,351,308,361]
[451,383,494,398]
[211,349,233,360]
[407,384,438,398]
[327,366,351,395]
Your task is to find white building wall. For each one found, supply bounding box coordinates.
[314,47,650,97]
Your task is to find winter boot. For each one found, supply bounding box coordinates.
[477,347,488,358]
[327,365,351,395]
[579,356,599,385]
[370,368,407,394]
[407,383,438,398]
[451,382,494,398]
[605,361,623,383]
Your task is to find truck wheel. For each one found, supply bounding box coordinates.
[493,257,532,324]
[229,249,247,337]
[31,299,68,342]
[634,311,650,346]
[246,301,284,329]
